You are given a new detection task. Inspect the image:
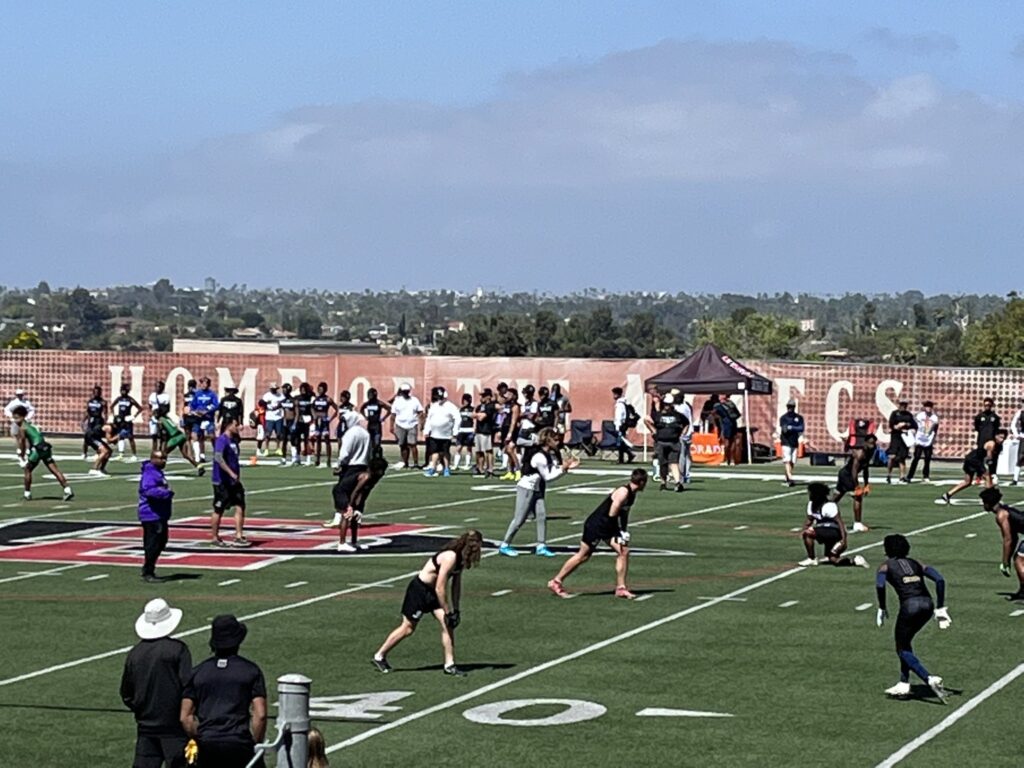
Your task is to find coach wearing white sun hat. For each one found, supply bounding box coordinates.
[120,598,192,768]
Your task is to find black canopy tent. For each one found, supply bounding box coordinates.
[645,344,773,464]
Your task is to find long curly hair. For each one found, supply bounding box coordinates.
[445,529,484,569]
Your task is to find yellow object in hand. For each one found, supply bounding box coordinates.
[185,739,199,765]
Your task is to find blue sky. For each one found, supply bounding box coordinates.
[2,2,1023,293]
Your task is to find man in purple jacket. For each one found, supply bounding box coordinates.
[139,450,174,583]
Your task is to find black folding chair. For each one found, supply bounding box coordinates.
[597,419,620,460]
[566,419,596,459]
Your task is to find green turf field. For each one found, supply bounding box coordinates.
[0,442,1021,766]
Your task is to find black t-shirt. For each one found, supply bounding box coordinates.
[218,395,243,422]
[459,405,475,432]
[182,654,267,744]
[362,400,384,428]
[974,409,1001,447]
[535,400,558,429]
[113,396,135,423]
[653,410,686,443]
[475,402,497,436]
[884,557,932,604]
[86,397,106,428]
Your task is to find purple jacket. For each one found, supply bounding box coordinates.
[138,461,174,523]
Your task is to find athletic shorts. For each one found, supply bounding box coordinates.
[26,442,53,470]
[149,418,160,437]
[889,438,910,462]
[655,441,681,465]
[292,422,310,444]
[265,419,284,438]
[426,437,451,457]
[213,482,246,512]
[963,458,987,477]
[368,427,382,448]
[582,515,617,551]
[9,422,20,438]
[312,418,331,437]
[401,577,441,623]
[395,425,418,446]
[813,524,842,552]
[116,421,134,439]
[781,443,799,464]
[167,432,187,451]
[456,432,474,448]
[836,468,857,495]
[720,419,736,440]
[474,434,493,452]
[1015,540,1024,558]
[85,432,110,452]
[190,419,213,436]
[332,465,368,509]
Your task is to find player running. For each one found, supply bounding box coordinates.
[980,487,1024,601]
[798,483,869,568]
[82,385,107,461]
[834,433,876,532]
[875,534,951,701]
[11,406,73,501]
[156,413,205,476]
[940,429,1007,504]
[548,468,648,600]
[371,530,484,677]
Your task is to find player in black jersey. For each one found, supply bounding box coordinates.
[294,382,316,466]
[799,483,869,567]
[82,385,107,460]
[217,386,244,430]
[473,388,499,476]
[548,469,648,600]
[312,382,337,467]
[980,487,1024,601]
[111,384,143,462]
[453,394,476,471]
[278,383,298,466]
[499,389,522,480]
[372,530,483,677]
[834,433,876,533]
[359,388,390,459]
[875,534,950,701]
[940,429,1007,504]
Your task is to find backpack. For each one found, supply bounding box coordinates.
[622,403,640,429]
[722,400,741,421]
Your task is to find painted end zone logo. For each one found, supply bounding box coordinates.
[0,518,453,571]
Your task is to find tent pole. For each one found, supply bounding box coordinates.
[744,390,753,465]
[642,392,648,464]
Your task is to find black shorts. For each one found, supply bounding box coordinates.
[332,465,368,509]
[85,432,110,451]
[133,733,188,768]
[894,597,933,651]
[836,469,856,495]
[401,577,441,623]
[213,482,246,512]
[456,433,474,448]
[890,438,910,462]
[426,437,452,456]
[292,421,310,444]
[813,525,842,551]
[582,514,617,550]
[655,441,681,465]
[963,458,986,477]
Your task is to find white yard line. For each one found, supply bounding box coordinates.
[490,590,513,597]
[83,574,109,582]
[0,563,89,584]
[874,663,1024,767]
[634,594,654,602]
[855,603,874,611]
[218,579,240,587]
[284,581,308,589]
[778,600,799,608]
[325,509,989,755]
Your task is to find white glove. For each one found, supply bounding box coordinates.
[616,530,631,545]
[876,608,887,627]
[934,607,952,630]
[200,420,211,430]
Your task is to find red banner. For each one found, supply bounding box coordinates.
[1,351,1020,458]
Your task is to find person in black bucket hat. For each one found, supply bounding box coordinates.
[180,615,268,767]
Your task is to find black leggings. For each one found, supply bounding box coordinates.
[141,520,169,577]
[894,597,933,653]
[906,445,933,481]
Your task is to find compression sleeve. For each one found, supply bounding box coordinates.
[875,570,887,611]
[533,452,565,483]
[923,565,946,608]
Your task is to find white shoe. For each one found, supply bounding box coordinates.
[17,458,27,468]
[304,458,313,466]
[852,522,869,533]
[23,491,31,500]
[63,486,74,499]
[337,543,357,553]
[885,681,911,697]
[88,469,105,477]
[853,555,869,569]
[280,459,289,466]
[928,676,948,702]
[323,513,342,528]
[80,453,88,461]
[798,557,818,567]
[392,461,405,469]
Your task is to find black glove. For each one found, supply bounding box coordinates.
[445,610,461,630]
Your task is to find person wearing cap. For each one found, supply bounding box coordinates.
[260,382,285,457]
[216,386,244,430]
[325,410,372,550]
[5,388,35,464]
[423,386,460,477]
[389,383,424,469]
[473,388,499,476]
[139,449,175,580]
[181,615,267,768]
[907,401,939,483]
[885,398,917,485]
[121,598,192,768]
[778,399,805,487]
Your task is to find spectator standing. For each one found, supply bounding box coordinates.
[261,383,285,457]
[148,381,171,452]
[121,598,192,768]
[180,615,267,768]
[390,384,424,469]
[551,383,572,441]
[210,420,250,548]
[670,389,695,485]
[139,450,174,582]
[974,396,1001,450]
[423,386,460,477]
[5,387,35,462]
[714,394,742,466]
[885,398,917,484]
[188,377,219,463]
[611,387,637,464]
[1010,397,1024,485]
[906,400,939,483]
[473,388,498,477]
[778,399,805,487]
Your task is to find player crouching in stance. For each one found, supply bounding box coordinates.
[548,468,647,600]
[372,530,483,677]
[799,482,868,568]
[875,534,951,701]
[11,406,73,501]
[979,487,1024,601]
[333,456,388,553]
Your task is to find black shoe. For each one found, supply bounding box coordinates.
[196,465,206,476]
[659,482,667,491]
[940,493,951,504]
[675,483,686,493]
[443,664,467,677]
[787,480,796,487]
[1007,591,1024,602]
[1012,481,1020,487]
[371,657,392,673]
[142,574,165,583]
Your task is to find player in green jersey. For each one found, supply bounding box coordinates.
[11,406,73,501]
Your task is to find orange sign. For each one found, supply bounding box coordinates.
[689,432,725,465]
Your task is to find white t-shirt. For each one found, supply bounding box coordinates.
[674,401,694,438]
[915,411,939,447]
[424,400,460,439]
[808,501,840,527]
[263,391,284,421]
[4,396,34,422]
[392,395,424,429]
[517,450,565,492]
[148,392,170,417]
[337,424,371,468]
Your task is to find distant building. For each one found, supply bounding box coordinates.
[799,318,816,332]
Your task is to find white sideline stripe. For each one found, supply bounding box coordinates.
[778,600,799,608]
[733,525,749,531]
[678,524,691,529]
[218,579,240,587]
[284,581,308,589]
[0,475,614,689]
[874,663,1024,767]
[855,603,873,611]
[964,533,977,538]
[83,574,109,582]
[0,563,88,584]
[325,509,990,755]
[697,596,746,602]
[634,594,654,602]
[1010,609,1024,617]
[491,590,512,597]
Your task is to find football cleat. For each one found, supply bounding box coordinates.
[853,555,870,569]
[23,491,31,501]
[534,545,556,557]
[63,486,74,500]
[927,676,948,703]
[443,664,467,677]
[322,512,342,528]
[337,543,357,553]
[498,545,519,557]
[851,522,869,533]
[371,656,392,674]
[885,681,911,698]
[615,586,637,600]
[797,558,818,567]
